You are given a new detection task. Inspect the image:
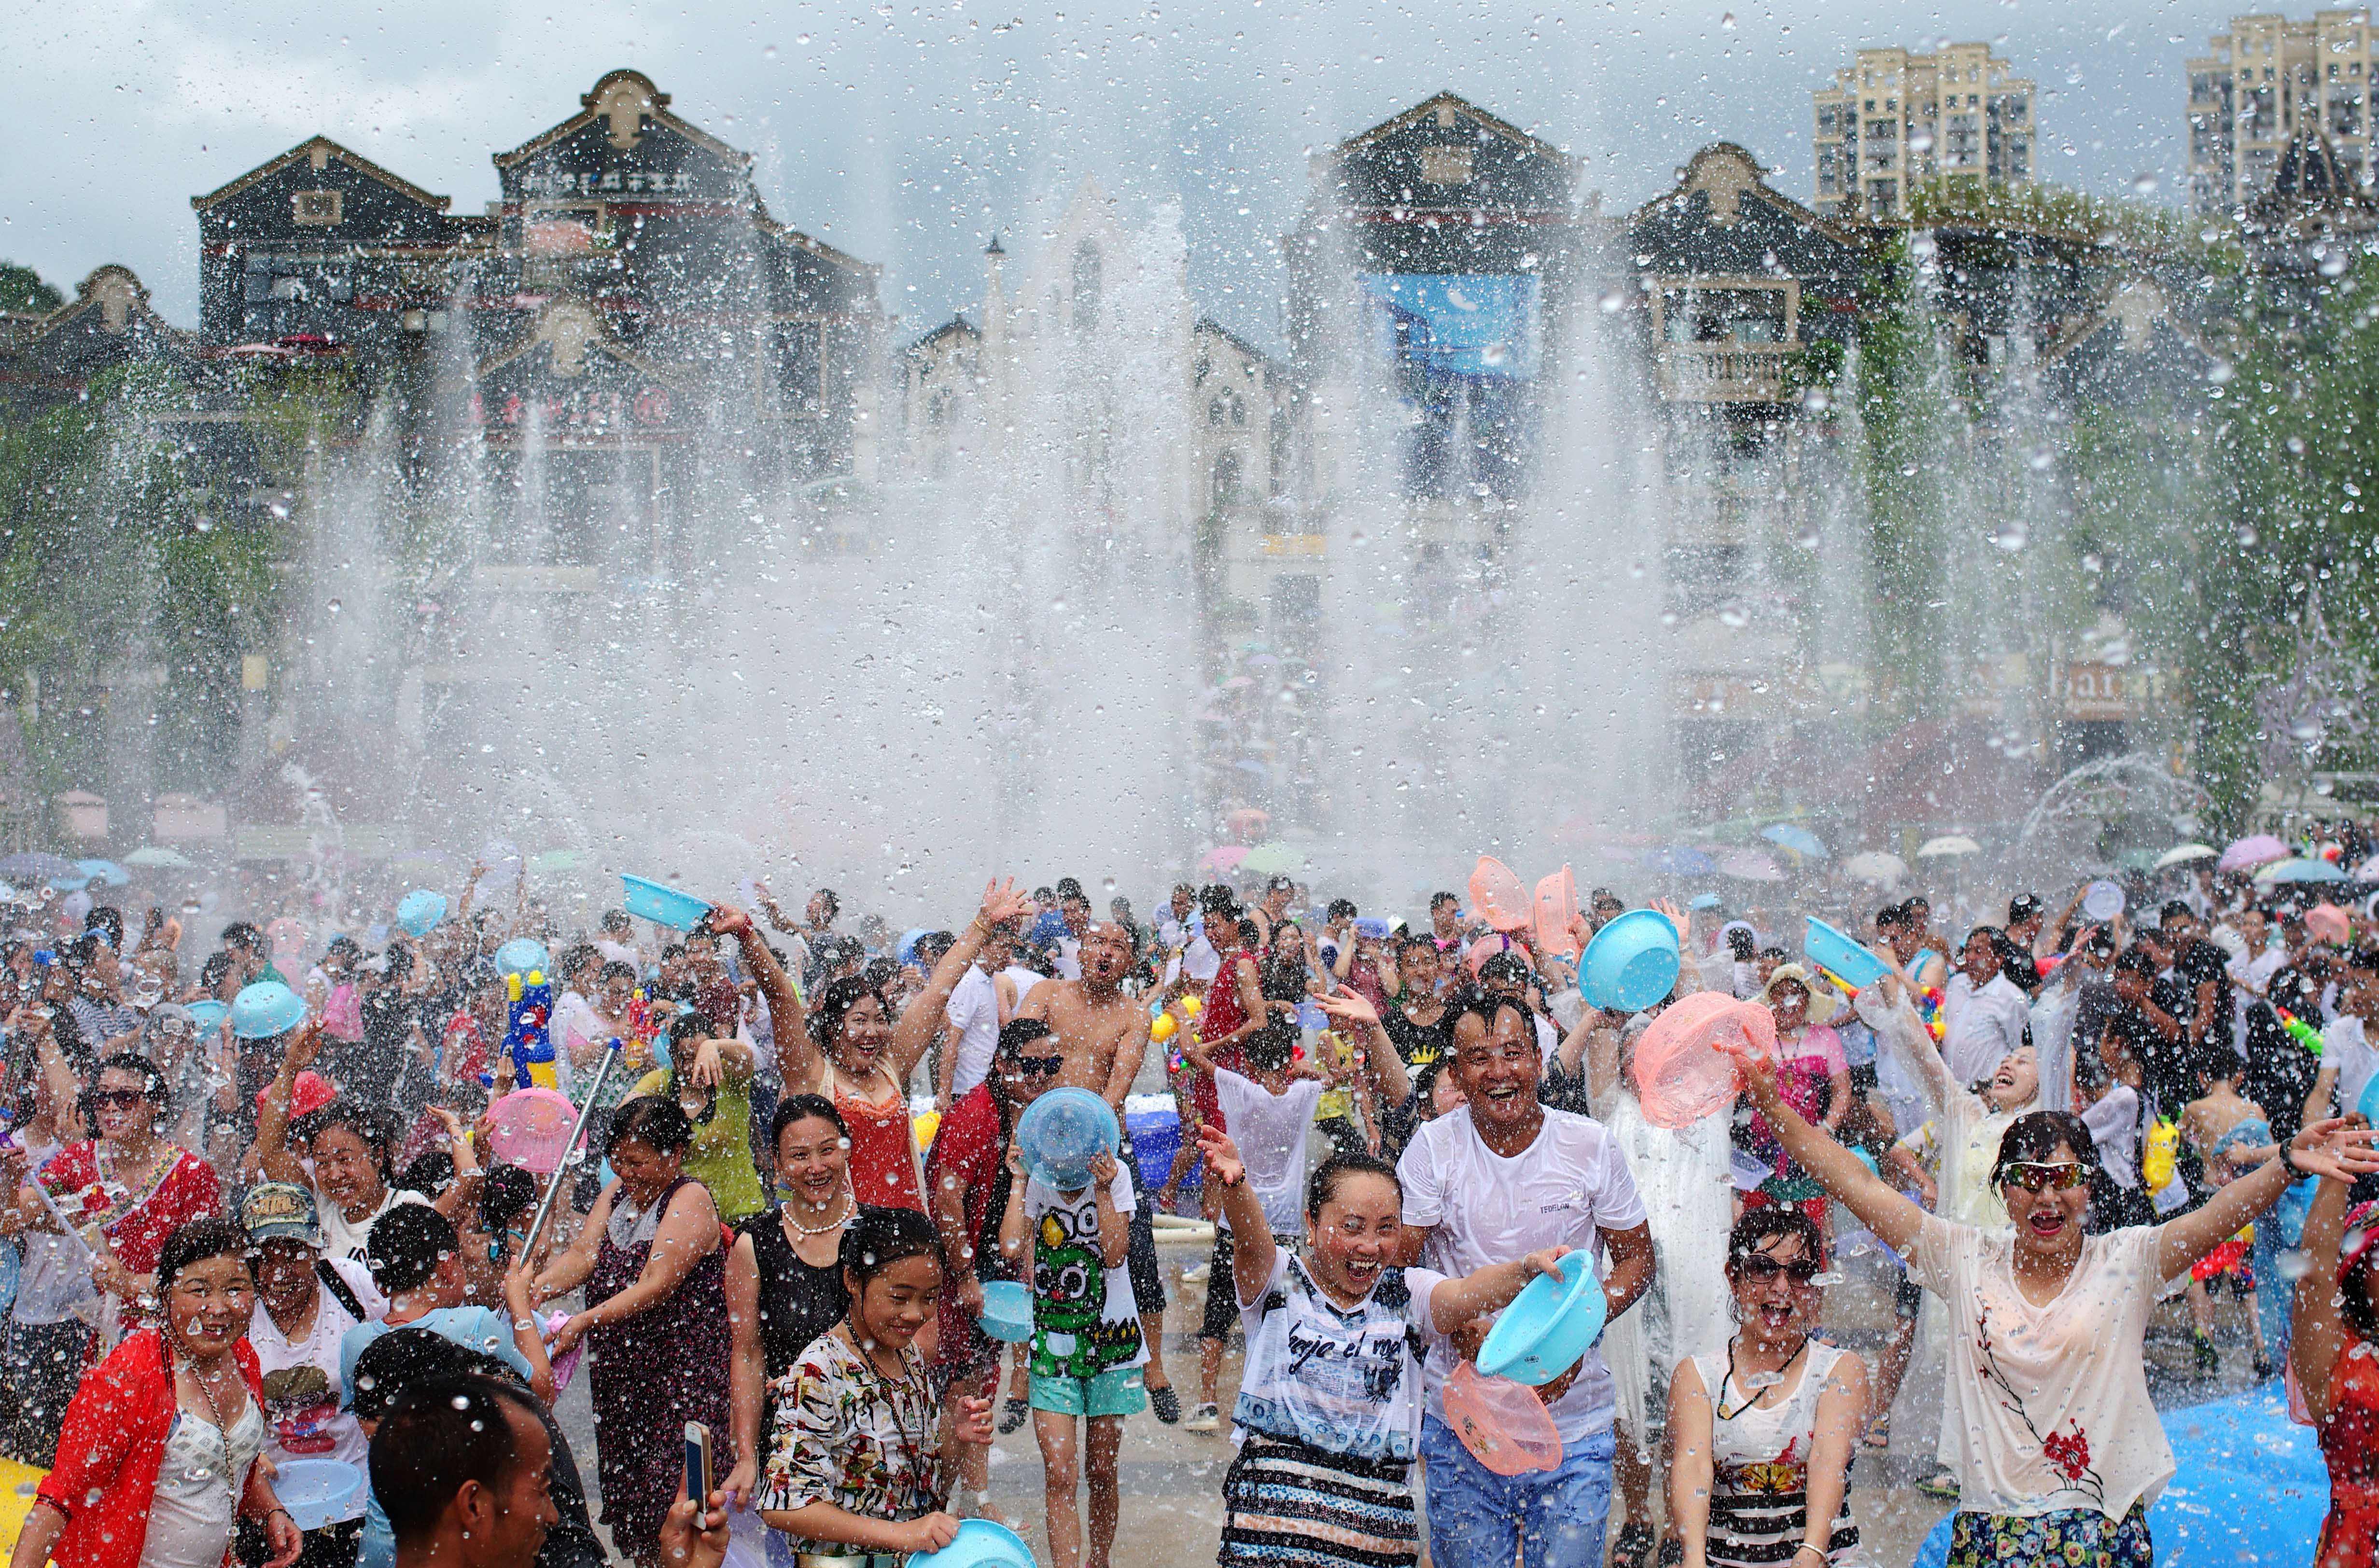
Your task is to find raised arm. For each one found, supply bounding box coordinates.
[2291,1169,2361,1423]
[1425,1245,1566,1332]
[1727,1039,1927,1255]
[1195,1125,1277,1309]
[1313,991,1410,1103]
[709,905,809,1087]
[2156,1117,2379,1282]
[1854,973,1952,1114]
[890,880,1032,1085]
[256,1021,326,1186]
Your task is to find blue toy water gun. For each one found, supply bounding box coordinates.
[485,969,559,1092]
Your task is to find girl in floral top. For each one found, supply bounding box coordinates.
[757,1207,994,1561]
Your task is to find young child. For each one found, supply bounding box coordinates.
[1177,1002,1334,1430]
[999,1138,1138,1568]
[1197,1127,1563,1568]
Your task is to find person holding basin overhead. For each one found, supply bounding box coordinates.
[1198,1124,1566,1568]
[1394,988,1655,1568]
[1725,1024,2379,1568]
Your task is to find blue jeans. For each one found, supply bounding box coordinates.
[1421,1415,1614,1568]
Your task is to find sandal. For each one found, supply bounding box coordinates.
[1614,1523,1655,1568]
[998,1396,1030,1434]
[1862,1413,1891,1449]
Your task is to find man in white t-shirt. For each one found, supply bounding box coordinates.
[938,924,1011,1109]
[1943,927,2032,1087]
[2319,948,2379,1123]
[1397,991,1653,1568]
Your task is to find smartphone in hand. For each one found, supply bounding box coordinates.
[684,1421,714,1510]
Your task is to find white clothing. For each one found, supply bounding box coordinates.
[1398,1105,1647,1442]
[2321,1014,2379,1121]
[594,938,644,971]
[944,965,1001,1097]
[1233,1251,1449,1463]
[1688,1341,1866,1568]
[999,964,1045,1010]
[316,1187,431,1266]
[139,1402,266,1568]
[1943,971,2030,1086]
[1181,920,1221,985]
[1906,1217,2181,1521]
[1021,1168,1145,1369]
[1211,1069,1324,1235]
[2081,1087,2143,1191]
[2028,977,2082,1116]
[1596,1094,1735,1451]
[247,1257,384,1500]
[7,1135,93,1325]
[1055,935,1082,982]
[2228,946,2284,1056]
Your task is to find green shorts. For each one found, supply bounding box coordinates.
[1028,1365,1147,1418]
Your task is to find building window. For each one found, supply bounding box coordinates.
[1211,449,1242,511]
[1417,144,1475,186]
[1071,241,1102,334]
[293,190,343,226]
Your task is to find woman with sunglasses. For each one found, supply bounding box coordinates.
[1,1048,221,1342]
[1731,1033,2379,1568]
[1669,1207,1866,1568]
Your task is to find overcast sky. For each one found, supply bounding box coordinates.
[10,0,2251,347]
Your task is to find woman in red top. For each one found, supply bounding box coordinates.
[4,1051,220,1341]
[2294,1180,2379,1568]
[14,1217,302,1568]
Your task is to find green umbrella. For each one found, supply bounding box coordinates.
[528,849,585,874]
[124,846,197,869]
[1240,843,1304,875]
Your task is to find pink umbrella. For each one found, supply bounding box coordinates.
[2217,833,2290,872]
[1198,845,1250,873]
[1716,849,1784,883]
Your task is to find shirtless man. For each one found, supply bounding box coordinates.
[1018,921,1179,1420]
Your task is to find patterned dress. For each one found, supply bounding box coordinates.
[2317,1329,2379,1568]
[758,1329,951,1558]
[586,1176,731,1562]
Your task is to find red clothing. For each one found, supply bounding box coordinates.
[924,1082,1009,1362]
[2319,1332,2379,1568]
[837,1084,925,1212]
[37,1329,267,1568]
[37,1141,221,1332]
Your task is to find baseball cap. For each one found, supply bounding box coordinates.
[240,1180,322,1247]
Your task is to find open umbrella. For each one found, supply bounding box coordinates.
[0,852,78,882]
[528,849,584,875]
[2218,834,2290,872]
[1841,851,1909,884]
[2155,843,2218,871]
[1241,843,1304,876]
[124,846,197,869]
[1917,835,1983,859]
[1197,845,1250,874]
[75,859,129,887]
[2257,857,2348,885]
[1759,824,1829,860]
[1641,846,1716,877]
[1716,849,1784,883]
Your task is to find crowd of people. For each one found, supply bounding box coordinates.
[0,849,2375,1568]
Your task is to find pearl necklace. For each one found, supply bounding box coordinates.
[784,1184,854,1237]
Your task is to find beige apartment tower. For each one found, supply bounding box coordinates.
[2189,11,2379,217]
[1812,43,2036,222]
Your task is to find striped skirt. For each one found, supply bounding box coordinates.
[1707,1483,1861,1567]
[1218,1434,1418,1568]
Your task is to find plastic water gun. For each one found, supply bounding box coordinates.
[487,969,559,1091]
[1149,993,1203,1075]
[2143,1119,2180,1193]
[2275,1007,2326,1058]
[1916,986,1947,1044]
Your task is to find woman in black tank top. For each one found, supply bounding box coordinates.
[726,1096,855,1497]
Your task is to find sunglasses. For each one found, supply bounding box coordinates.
[2002,1160,2090,1193]
[1735,1255,1822,1285]
[89,1088,150,1109]
[1009,1055,1064,1077]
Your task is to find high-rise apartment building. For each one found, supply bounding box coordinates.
[1812,43,2036,222]
[2188,12,2378,218]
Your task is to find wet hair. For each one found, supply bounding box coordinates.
[199,952,233,992]
[813,888,841,920]
[221,922,262,952]
[350,1328,523,1423]
[598,960,636,987]
[2348,943,2379,975]
[1445,988,1529,1046]
[1990,1110,2099,1188]
[155,1217,252,1298]
[1874,904,1907,931]
[1328,899,1358,921]
[371,1374,543,1548]
[806,973,890,1051]
[601,909,632,933]
[996,1017,1055,1062]
[839,1205,941,1291]
[365,1202,461,1295]
[87,1050,171,1128]
[771,1092,848,1147]
[2341,1212,2379,1346]
[1306,1149,1400,1219]
[1725,1204,1825,1276]
[859,957,901,993]
[1245,1013,1298,1072]
[479,1164,538,1236]
[915,931,956,967]
[557,943,598,980]
[1199,884,1237,916]
[1430,891,1460,911]
[293,1097,403,1181]
[604,1095,694,1158]
[398,1149,456,1199]
[2113,947,2159,980]
[84,907,124,949]
[1478,951,1534,988]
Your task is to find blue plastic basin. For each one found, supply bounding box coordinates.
[1580,910,1680,1013]
[273,1458,365,1531]
[231,981,307,1041]
[620,874,712,931]
[494,938,550,978]
[978,1280,1034,1342]
[909,1519,1036,1568]
[395,888,448,938]
[1017,1087,1119,1190]
[1477,1249,1606,1387]
[185,999,228,1037]
[1804,917,1888,994]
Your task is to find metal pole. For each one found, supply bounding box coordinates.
[520,1037,622,1263]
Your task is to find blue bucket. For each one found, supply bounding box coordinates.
[978,1280,1034,1343]
[494,938,550,978]
[1804,917,1888,995]
[620,874,712,932]
[1477,1248,1605,1387]
[1018,1087,1119,1190]
[395,888,448,938]
[230,981,307,1041]
[185,999,228,1038]
[1579,910,1679,1013]
[910,1520,1036,1568]
[273,1458,365,1530]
